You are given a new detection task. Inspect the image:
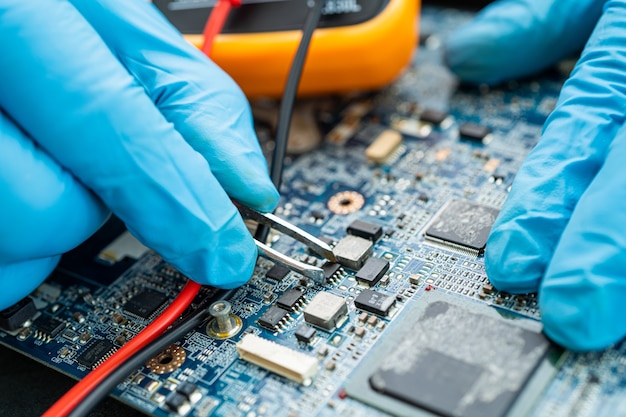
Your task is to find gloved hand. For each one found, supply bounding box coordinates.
[0,0,279,311]
[445,0,626,351]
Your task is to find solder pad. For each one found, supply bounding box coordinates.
[345,291,562,417]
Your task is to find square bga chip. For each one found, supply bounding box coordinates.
[425,200,499,255]
[345,291,557,417]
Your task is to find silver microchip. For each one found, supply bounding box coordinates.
[304,292,348,331]
[333,235,373,270]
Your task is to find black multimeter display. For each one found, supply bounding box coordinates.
[153,0,390,34]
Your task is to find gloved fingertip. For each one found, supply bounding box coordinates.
[444,42,483,85]
[228,157,280,213]
[0,256,60,311]
[444,20,511,85]
[541,273,626,352]
[540,295,605,352]
[208,274,250,290]
[246,182,280,213]
[178,212,258,289]
[485,225,543,294]
[182,255,254,290]
[208,240,257,289]
[541,314,598,352]
[445,0,603,85]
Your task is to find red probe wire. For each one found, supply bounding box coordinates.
[201,0,242,56]
[42,280,201,417]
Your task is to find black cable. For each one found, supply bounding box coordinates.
[270,0,324,188]
[255,0,324,242]
[67,288,236,417]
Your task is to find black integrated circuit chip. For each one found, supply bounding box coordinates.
[295,324,316,344]
[77,339,116,369]
[123,290,168,319]
[177,382,200,402]
[276,288,304,311]
[424,200,499,255]
[0,298,36,331]
[321,262,342,281]
[165,392,188,414]
[347,220,383,242]
[258,306,289,331]
[355,258,389,287]
[354,289,395,316]
[34,316,66,342]
[459,122,491,141]
[266,264,290,282]
[420,109,449,126]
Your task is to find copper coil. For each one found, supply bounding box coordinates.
[146,344,186,374]
[327,191,365,215]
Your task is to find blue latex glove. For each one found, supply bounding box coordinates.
[445,0,626,351]
[0,0,279,310]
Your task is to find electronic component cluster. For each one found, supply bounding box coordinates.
[0,6,624,417]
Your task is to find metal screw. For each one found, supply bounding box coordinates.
[209,301,233,333]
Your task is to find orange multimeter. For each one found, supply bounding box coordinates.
[153,0,419,98]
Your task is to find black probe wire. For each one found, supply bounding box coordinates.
[254,0,324,242]
[67,3,325,415]
[67,289,235,417]
[269,0,324,188]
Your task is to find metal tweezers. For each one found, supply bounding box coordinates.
[238,205,336,284]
